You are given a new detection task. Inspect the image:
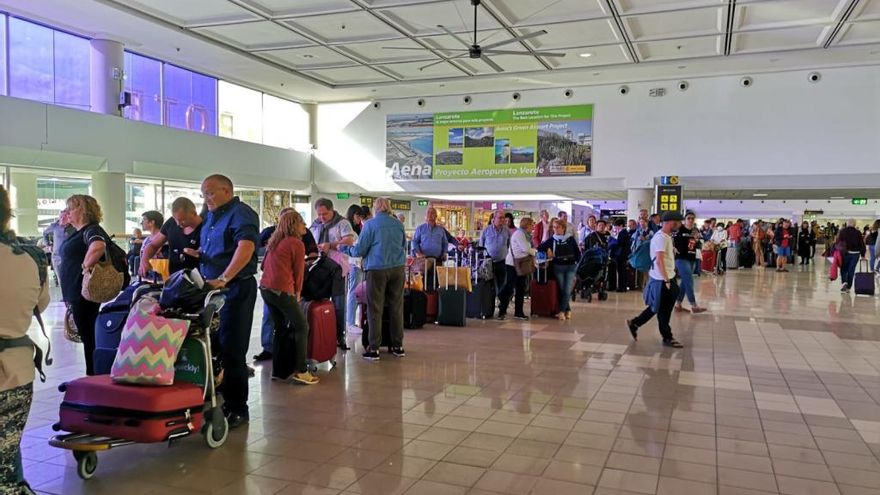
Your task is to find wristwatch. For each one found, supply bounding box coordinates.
[218,274,229,284]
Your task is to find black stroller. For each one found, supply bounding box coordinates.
[576,246,609,302]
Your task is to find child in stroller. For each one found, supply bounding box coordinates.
[577,245,610,302]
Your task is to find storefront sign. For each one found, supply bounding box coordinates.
[361,196,411,211]
[655,185,682,214]
[804,209,824,216]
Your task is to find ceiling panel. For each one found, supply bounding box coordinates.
[378,60,466,79]
[304,65,394,84]
[545,44,631,68]
[249,0,358,17]
[626,7,722,40]
[615,0,725,15]
[837,21,880,45]
[125,0,255,25]
[261,46,358,69]
[285,10,402,43]
[379,1,504,36]
[738,0,843,29]
[516,20,620,49]
[636,36,721,61]
[733,26,825,53]
[341,38,438,63]
[854,0,880,19]
[488,0,608,25]
[195,21,315,50]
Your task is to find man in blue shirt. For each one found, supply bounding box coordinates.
[412,207,448,287]
[340,198,407,361]
[200,174,260,429]
[479,210,510,309]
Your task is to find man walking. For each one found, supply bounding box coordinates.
[626,211,685,348]
[479,210,510,319]
[200,174,260,428]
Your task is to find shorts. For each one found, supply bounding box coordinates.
[777,246,791,257]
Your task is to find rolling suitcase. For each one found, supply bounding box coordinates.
[436,264,467,327]
[404,289,427,329]
[94,282,161,375]
[530,264,559,317]
[726,245,740,269]
[854,260,875,296]
[360,303,393,351]
[701,250,716,273]
[303,300,337,365]
[467,281,495,319]
[57,375,205,443]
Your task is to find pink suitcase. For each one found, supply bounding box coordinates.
[306,300,337,364]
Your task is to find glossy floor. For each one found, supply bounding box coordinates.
[20,263,880,494]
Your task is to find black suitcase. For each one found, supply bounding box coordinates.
[467,280,495,319]
[437,288,467,326]
[93,282,161,374]
[360,303,393,351]
[404,290,427,329]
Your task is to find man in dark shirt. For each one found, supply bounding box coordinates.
[610,218,632,292]
[139,197,203,277]
[837,219,867,292]
[200,174,260,429]
[673,212,706,313]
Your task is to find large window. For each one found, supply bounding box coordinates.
[125,179,163,234]
[0,15,7,96]
[263,94,310,151]
[7,17,90,109]
[218,81,262,144]
[123,52,162,125]
[163,181,204,218]
[36,176,91,231]
[162,64,217,135]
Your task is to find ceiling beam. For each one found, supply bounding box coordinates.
[603,0,640,63]
[823,0,861,49]
[723,0,736,56]
[478,1,553,71]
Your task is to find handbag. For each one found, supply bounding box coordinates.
[81,245,124,303]
[64,306,81,343]
[509,241,536,277]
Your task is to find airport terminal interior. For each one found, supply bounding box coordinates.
[2,0,880,494]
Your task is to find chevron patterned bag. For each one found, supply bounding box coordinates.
[111,297,190,386]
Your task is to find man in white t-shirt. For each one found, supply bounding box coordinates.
[626,211,684,348]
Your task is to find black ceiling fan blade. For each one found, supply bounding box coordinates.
[484,49,566,57]
[480,56,505,73]
[381,47,441,51]
[419,52,468,71]
[437,24,473,49]
[480,30,547,50]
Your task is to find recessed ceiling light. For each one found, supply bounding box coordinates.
[830,196,845,199]
[302,54,315,59]
[769,58,780,63]
[593,72,600,76]
[579,53,593,58]
[752,193,768,197]
[871,50,880,55]
[678,65,687,69]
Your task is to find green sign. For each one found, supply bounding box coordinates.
[336,193,350,200]
[417,200,429,206]
[852,198,868,205]
[386,104,593,180]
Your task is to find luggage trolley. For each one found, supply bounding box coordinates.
[49,289,229,480]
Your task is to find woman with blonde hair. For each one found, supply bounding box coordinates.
[57,194,112,376]
[260,210,318,385]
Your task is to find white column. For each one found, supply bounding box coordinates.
[626,188,653,220]
[10,170,38,236]
[92,171,126,236]
[90,39,125,116]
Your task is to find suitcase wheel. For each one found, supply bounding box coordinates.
[204,413,229,449]
[74,451,98,480]
[598,291,608,301]
[586,293,592,303]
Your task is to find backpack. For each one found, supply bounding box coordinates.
[301,254,343,301]
[628,240,653,272]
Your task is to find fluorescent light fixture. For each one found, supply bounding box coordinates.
[572,200,594,208]
[418,194,570,202]
[830,196,845,199]
[579,53,593,58]
[752,193,768,197]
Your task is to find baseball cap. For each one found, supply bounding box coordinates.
[661,211,684,222]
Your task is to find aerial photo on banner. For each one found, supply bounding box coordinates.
[385,104,593,180]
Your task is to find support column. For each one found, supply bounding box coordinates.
[626,188,653,220]
[90,39,125,116]
[10,170,38,237]
[92,171,126,236]
[303,103,318,196]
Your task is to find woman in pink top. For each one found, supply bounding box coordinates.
[259,211,318,385]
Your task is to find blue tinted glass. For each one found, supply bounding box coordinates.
[53,30,90,109]
[8,18,54,103]
[124,52,162,124]
[0,15,6,96]
[163,64,217,134]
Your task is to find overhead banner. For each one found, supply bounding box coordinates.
[386,104,593,180]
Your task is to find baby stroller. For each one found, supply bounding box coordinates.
[49,289,229,480]
[577,246,609,302]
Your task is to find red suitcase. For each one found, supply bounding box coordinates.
[425,291,439,320]
[58,375,204,443]
[530,267,559,317]
[701,250,716,273]
[306,300,337,364]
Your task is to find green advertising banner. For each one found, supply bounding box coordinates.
[386,104,593,180]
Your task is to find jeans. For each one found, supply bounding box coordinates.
[261,289,309,378]
[675,259,697,305]
[554,264,577,312]
[869,245,876,273]
[498,265,527,316]
[632,279,679,341]
[345,265,363,327]
[491,260,508,301]
[331,277,346,342]
[260,303,273,353]
[365,266,405,350]
[216,276,257,416]
[69,298,100,376]
[719,248,728,271]
[841,253,860,287]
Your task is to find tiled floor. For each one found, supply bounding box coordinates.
[19,263,880,494]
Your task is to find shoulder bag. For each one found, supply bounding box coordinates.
[81,243,124,303]
[509,233,536,277]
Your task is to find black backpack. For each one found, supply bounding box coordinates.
[301,255,342,301]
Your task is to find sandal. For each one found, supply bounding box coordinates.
[290,372,320,385]
[663,339,684,348]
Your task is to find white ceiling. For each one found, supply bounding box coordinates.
[2,0,880,101]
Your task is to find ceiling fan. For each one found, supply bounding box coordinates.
[381,0,565,72]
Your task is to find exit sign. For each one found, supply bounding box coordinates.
[418,200,429,206]
[336,193,350,199]
[852,198,868,205]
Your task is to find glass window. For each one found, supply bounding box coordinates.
[8,18,54,103]
[36,176,91,232]
[162,64,217,134]
[237,188,262,224]
[53,30,90,109]
[125,179,163,234]
[163,181,204,218]
[0,15,7,96]
[218,81,262,144]
[124,52,162,125]
[262,94,310,151]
